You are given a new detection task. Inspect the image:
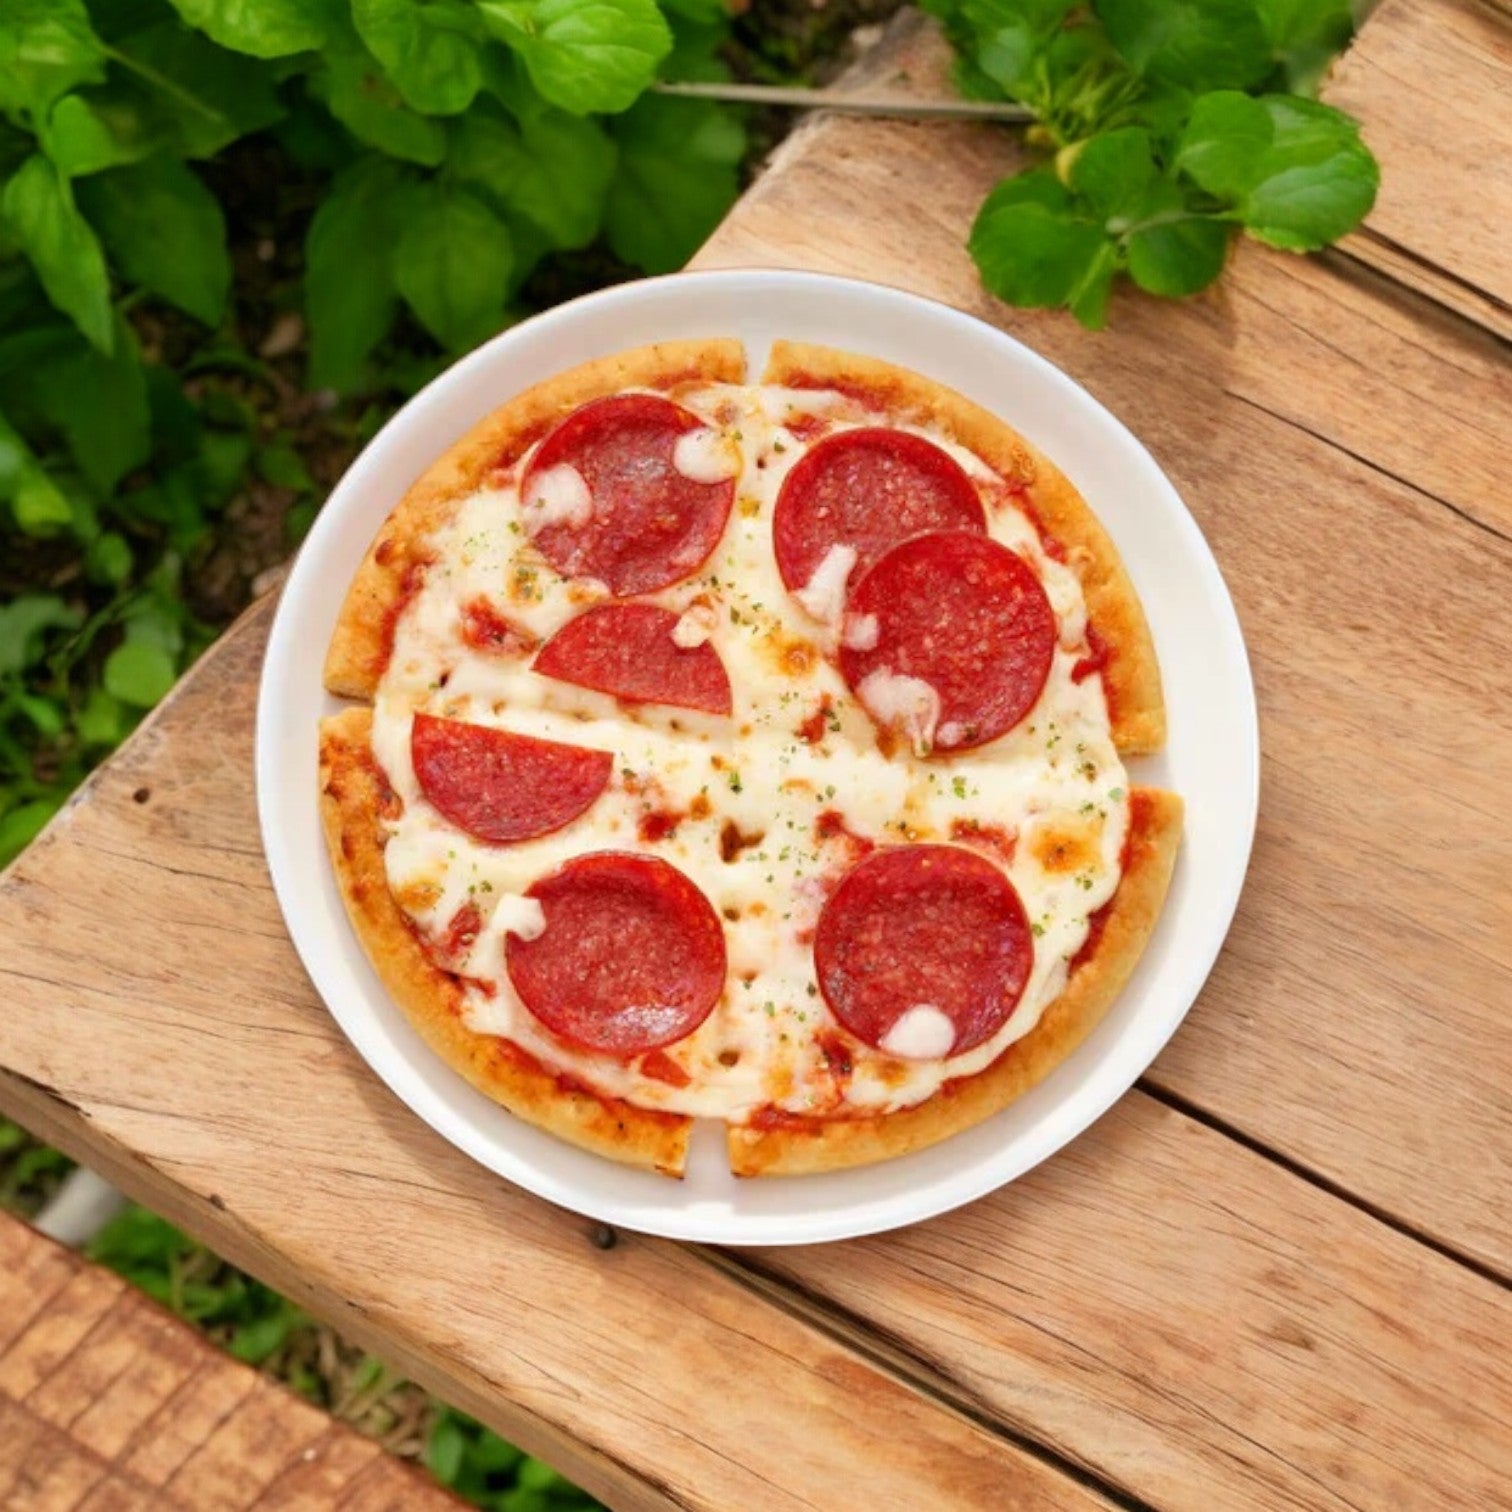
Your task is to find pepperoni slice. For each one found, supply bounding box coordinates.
[519,395,735,596]
[840,532,1055,752]
[411,713,611,843]
[773,428,985,596]
[506,853,726,1056]
[534,603,732,715]
[814,846,1032,1058]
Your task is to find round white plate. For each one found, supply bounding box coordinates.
[257,270,1258,1246]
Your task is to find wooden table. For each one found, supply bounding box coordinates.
[2,1,1508,1506]
[0,1213,460,1509]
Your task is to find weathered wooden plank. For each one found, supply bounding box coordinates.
[0,9,1508,1511]
[0,1213,460,1511]
[0,607,1106,1512]
[4,570,1509,1512]
[691,15,1512,1276]
[732,1096,1512,1510]
[1331,0,1512,338]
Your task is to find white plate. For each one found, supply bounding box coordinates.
[257,270,1258,1246]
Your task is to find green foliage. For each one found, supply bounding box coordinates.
[393,181,515,349]
[0,0,746,873]
[932,0,1377,325]
[480,0,673,115]
[75,156,231,324]
[2,154,114,350]
[426,1406,602,1511]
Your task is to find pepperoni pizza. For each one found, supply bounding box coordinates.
[319,339,1182,1176]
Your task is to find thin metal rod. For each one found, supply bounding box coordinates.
[651,79,1034,123]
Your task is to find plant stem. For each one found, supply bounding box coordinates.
[650,80,1033,123]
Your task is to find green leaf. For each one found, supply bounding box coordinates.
[39,92,154,175]
[1068,127,1154,220]
[75,686,125,747]
[26,313,152,492]
[1242,96,1377,250]
[0,591,82,676]
[0,406,79,534]
[957,0,1075,95]
[392,184,513,351]
[517,1456,567,1490]
[103,639,176,707]
[1126,216,1231,294]
[11,466,74,534]
[16,692,65,738]
[255,441,314,493]
[0,0,107,118]
[1179,92,1376,249]
[76,157,230,325]
[87,529,132,585]
[1255,0,1352,93]
[305,157,411,391]
[424,1414,467,1485]
[0,155,113,352]
[313,43,447,165]
[1068,240,1118,329]
[0,799,61,864]
[968,169,1110,308]
[482,0,672,116]
[227,1306,301,1364]
[660,0,728,19]
[1094,0,1272,91]
[448,110,615,249]
[1175,90,1271,198]
[102,20,285,159]
[604,94,743,273]
[161,0,333,59]
[352,0,482,115]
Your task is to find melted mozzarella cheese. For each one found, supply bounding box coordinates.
[856,669,940,756]
[496,893,545,940]
[672,603,717,648]
[793,544,856,626]
[522,464,591,530]
[841,612,879,651]
[880,1005,956,1060]
[368,380,1130,1120]
[673,426,740,483]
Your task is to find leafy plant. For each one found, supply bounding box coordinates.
[0,0,747,867]
[925,0,1377,325]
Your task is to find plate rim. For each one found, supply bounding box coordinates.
[256,267,1259,1245]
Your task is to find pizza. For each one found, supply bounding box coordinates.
[319,337,1182,1177]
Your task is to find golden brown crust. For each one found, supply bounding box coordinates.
[319,706,691,1175]
[324,339,748,700]
[726,787,1183,1176]
[762,341,1167,754]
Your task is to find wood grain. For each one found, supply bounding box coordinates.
[732,1096,1512,1509]
[0,1211,459,1511]
[692,10,1512,1276]
[0,4,1509,1510]
[1331,0,1512,338]
[0,606,1103,1512]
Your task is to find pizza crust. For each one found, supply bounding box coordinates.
[761,341,1166,754]
[319,706,692,1175]
[325,339,748,700]
[725,786,1182,1176]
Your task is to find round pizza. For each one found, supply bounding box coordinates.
[319,338,1182,1177]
